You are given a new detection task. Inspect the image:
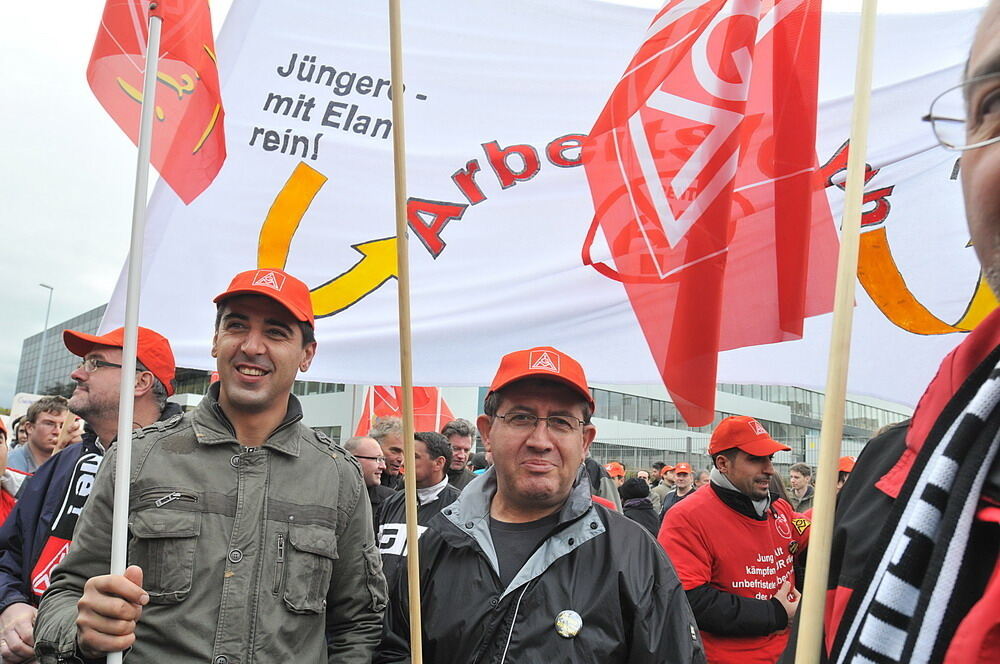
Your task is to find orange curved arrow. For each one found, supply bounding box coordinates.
[857,227,997,334]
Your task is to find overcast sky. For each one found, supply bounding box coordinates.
[0,0,984,407]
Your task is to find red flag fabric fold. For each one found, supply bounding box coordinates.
[353,386,456,437]
[88,0,226,204]
[582,0,837,426]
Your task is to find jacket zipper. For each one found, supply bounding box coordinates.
[498,585,528,664]
[273,533,286,596]
[139,489,198,507]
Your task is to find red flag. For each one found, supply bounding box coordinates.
[88,0,226,204]
[353,386,456,437]
[582,0,837,426]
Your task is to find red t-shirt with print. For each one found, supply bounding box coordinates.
[659,485,810,664]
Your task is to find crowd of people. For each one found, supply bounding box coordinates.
[0,4,994,661]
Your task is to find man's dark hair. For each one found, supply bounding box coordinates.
[790,463,812,478]
[469,452,490,471]
[483,378,592,424]
[25,396,69,423]
[214,304,315,347]
[414,431,452,466]
[441,418,474,439]
[711,448,740,470]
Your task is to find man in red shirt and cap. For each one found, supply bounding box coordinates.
[660,416,809,663]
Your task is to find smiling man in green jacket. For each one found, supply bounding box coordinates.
[35,269,386,664]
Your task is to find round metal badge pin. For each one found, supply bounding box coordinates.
[555,610,583,638]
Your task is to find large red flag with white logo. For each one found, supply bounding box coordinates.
[582,0,837,426]
[353,386,456,437]
[88,0,226,204]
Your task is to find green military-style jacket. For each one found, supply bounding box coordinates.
[35,385,386,664]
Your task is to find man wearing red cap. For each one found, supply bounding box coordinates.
[35,269,385,664]
[377,346,704,663]
[659,416,810,664]
[660,461,697,515]
[0,326,180,664]
[650,463,675,513]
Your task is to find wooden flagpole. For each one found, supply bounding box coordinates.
[107,4,163,664]
[387,0,423,660]
[794,0,879,661]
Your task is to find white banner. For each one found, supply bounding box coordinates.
[104,0,988,407]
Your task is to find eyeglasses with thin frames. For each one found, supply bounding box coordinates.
[354,455,387,463]
[495,412,587,435]
[75,358,142,374]
[923,72,1000,151]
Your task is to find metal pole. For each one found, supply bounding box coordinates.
[107,6,162,664]
[32,283,54,394]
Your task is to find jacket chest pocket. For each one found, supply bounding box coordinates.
[281,523,338,614]
[127,508,202,604]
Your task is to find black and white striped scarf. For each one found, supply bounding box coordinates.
[835,357,1000,664]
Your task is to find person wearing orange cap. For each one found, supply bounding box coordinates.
[0,326,180,664]
[659,416,810,664]
[377,346,704,663]
[835,455,855,492]
[660,461,698,516]
[35,269,385,664]
[650,463,674,513]
[604,460,626,487]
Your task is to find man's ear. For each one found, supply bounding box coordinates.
[299,341,317,372]
[134,371,155,398]
[581,424,596,458]
[477,414,493,454]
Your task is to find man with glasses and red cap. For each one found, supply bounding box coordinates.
[35,269,385,664]
[659,416,810,664]
[376,346,704,663]
[0,326,179,663]
[824,7,1000,660]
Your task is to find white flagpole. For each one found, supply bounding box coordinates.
[108,6,162,664]
[795,0,879,661]
[434,389,442,431]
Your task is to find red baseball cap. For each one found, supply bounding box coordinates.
[604,461,625,478]
[673,462,693,474]
[487,346,594,410]
[660,464,675,475]
[709,415,791,456]
[64,327,176,396]
[838,456,857,473]
[214,269,315,327]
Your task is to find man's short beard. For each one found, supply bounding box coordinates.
[68,391,118,424]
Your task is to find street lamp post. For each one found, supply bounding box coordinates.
[32,283,54,394]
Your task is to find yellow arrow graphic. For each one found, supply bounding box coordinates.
[310,238,399,317]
